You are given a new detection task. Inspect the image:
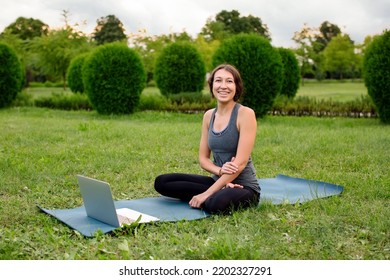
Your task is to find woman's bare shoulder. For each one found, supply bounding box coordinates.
[238,104,256,118]
[203,108,214,122]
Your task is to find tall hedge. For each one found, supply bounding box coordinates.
[82,43,146,114]
[363,30,390,123]
[67,53,89,94]
[212,34,283,118]
[278,47,301,99]
[154,42,206,96]
[0,43,23,108]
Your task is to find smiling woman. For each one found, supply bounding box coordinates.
[154,64,260,214]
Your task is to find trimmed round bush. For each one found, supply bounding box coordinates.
[67,53,89,94]
[278,47,301,99]
[363,30,390,123]
[0,43,23,108]
[212,34,283,118]
[83,43,146,114]
[154,42,206,96]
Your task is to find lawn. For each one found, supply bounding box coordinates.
[25,86,72,98]
[296,80,367,102]
[0,107,388,260]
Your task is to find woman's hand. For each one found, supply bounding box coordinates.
[189,192,209,209]
[189,180,244,209]
[224,182,243,189]
[220,156,238,176]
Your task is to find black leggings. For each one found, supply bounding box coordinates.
[154,173,259,214]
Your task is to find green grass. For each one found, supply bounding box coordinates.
[0,107,389,260]
[296,80,367,102]
[25,86,72,99]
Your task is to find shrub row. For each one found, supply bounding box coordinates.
[3,31,388,121]
[29,89,376,118]
[34,93,92,110]
[271,95,376,117]
[65,34,300,117]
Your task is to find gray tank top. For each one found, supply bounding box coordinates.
[208,103,260,194]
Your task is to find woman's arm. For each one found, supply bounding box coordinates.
[198,109,221,176]
[190,106,257,208]
[226,106,257,175]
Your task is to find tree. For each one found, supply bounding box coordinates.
[193,35,220,72]
[357,35,379,57]
[278,48,300,98]
[1,17,49,40]
[293,23,321,83]
[31,26,91,88]
[293,22,350,81]
[201,10,270,41]
[322,34,360,79]
[201,18,227,41]
[0,43,23,108]
[67,53,89,93]
[154,42,206,96]
[363,30,390,123]
[92,15,127,45]
[83,43,146,114]
[0,33,25,69]
[212,34,283,118]
[130,30,193,83]
[313,21,341,53]
[0,17,50,85]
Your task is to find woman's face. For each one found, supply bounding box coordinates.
[212,69,236,102]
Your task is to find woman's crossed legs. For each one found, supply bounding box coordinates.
[154,173,259,214]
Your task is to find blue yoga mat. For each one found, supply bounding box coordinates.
[39,174,343,237]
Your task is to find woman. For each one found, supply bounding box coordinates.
[154,64,260,214]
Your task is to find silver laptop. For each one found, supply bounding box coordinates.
[77,175,159,227]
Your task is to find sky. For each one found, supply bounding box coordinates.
[1,0,389,48]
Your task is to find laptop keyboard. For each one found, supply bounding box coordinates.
[117,214,135,225]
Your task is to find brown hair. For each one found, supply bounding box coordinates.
[207,64,244,102]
